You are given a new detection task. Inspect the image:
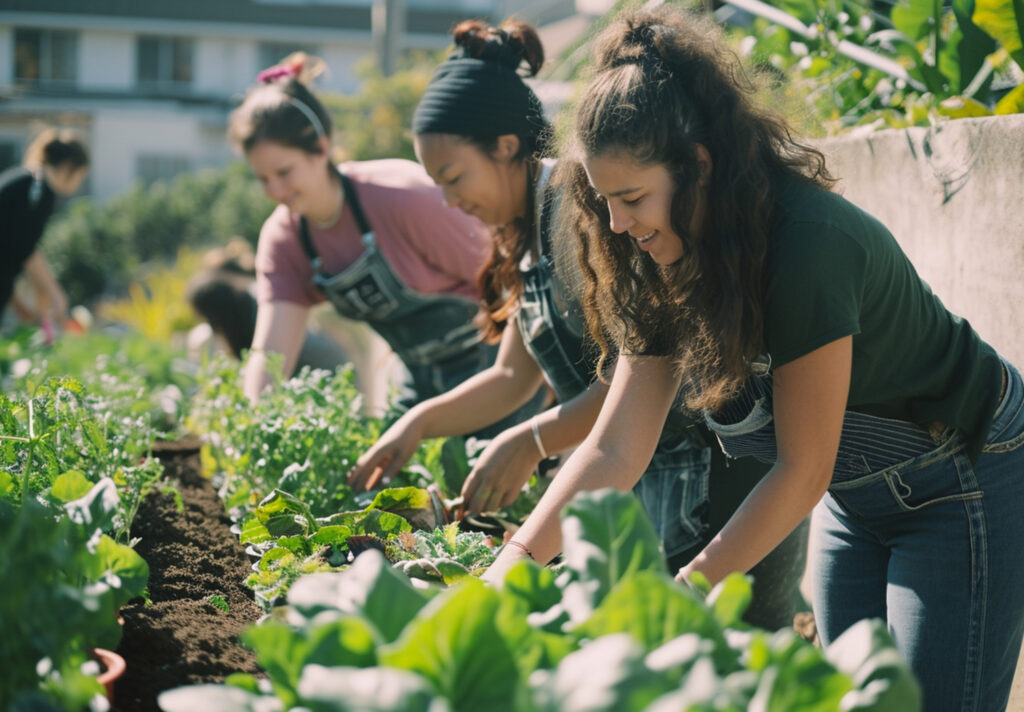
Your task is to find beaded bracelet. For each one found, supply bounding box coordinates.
[504,539,535,560]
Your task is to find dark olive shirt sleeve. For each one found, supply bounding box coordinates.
[763,221,866,368]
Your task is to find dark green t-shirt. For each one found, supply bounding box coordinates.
[763,177,1003,460]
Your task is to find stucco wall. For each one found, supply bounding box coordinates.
[817,115,1024,368]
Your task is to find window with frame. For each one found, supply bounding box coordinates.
[136,36,194,88]
[14,28,78,85]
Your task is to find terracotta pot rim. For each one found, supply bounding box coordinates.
[90,647,126,702]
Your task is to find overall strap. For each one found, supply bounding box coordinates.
[537,183,556,257]
[338,172,372,236]
[298,217,321,272]
[298,170,375,273]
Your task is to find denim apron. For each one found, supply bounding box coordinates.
[702,353,972,477]
[298,172,495,405]
[515,169,710,558]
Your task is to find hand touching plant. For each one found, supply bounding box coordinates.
[461,423,542,515]
[348,409,428,491]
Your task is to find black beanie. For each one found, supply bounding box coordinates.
[412,52,547,142]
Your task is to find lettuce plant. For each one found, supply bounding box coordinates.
[159,489,921,712]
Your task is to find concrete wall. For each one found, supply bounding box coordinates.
[817,115,1024,368]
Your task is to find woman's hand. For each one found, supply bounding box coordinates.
[348,412,425,491]
[39,283,68,323]
[481,542,533,588]
[461,426,541,515]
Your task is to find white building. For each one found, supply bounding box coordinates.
[0,0,574,202]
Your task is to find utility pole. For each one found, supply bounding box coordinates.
[372,0,405,76]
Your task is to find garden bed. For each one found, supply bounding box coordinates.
[112,439,263,712]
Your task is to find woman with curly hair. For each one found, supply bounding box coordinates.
[349,17,808,629]
[484,6,1024,711]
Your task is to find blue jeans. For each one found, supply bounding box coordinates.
[632,436,710,560]
[811,360,1024,712]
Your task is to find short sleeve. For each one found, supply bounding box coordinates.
[396,184,490,289]
[253,206,322,306]
[763,223,867,367]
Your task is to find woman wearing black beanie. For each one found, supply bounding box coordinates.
[348,18,809,630]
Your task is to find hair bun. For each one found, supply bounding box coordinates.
[451,19,544,77]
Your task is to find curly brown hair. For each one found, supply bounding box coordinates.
[559,6,834,412]
[432,19,552,344]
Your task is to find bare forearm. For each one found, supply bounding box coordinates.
[682,464,827,585]
[510,445,638,564]
[414,364,544,439]
[243,351,275,401]
[22,252,59,293]
[525,381,608,457]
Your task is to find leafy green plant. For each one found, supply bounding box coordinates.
[0,375,164,542]
[189,355,470,519]
[207,594,231,613]
[0,492,148,710]
[725,0,1023,133]
[159,489,920,712]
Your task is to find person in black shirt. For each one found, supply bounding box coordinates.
[0,128,89,326]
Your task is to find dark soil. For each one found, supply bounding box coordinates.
[112,438,264,712]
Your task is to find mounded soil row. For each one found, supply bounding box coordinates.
[112,440,263,712]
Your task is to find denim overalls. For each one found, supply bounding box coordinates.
[704,354,1024,712]
[299,172,538,435]
[515,169,710,559]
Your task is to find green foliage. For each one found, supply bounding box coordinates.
[189,354,469,519]
[0,375,164,541]
[323,52,445,162]
[725,0,1024,134]
[207,594,230,613]
[0,497,149,710]
[189,354,480,604]
[158,489,921,712]
[2,328,195,436]
[42,161,273,306]
[388,523,497,569]
[557,487,668,624]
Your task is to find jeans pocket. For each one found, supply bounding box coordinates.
[884,463,982,513]
[982,363,1024,452]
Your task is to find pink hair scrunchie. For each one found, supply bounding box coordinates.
[257,63,300,84]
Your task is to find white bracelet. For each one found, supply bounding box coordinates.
[530,415,548,459]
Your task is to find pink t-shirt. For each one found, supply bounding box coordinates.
[255,158,490,307]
